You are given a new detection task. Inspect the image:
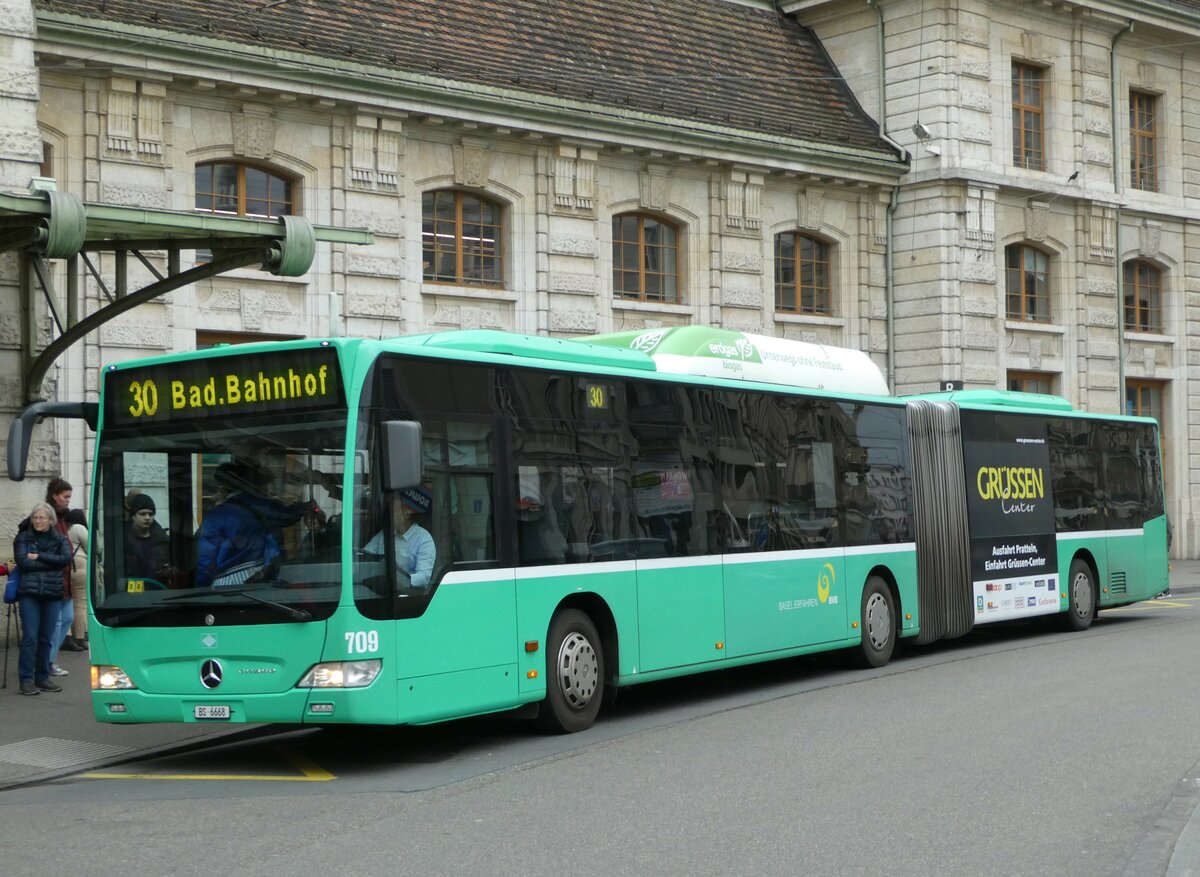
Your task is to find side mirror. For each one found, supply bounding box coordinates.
[380,421,422,491]
[8,401,99,481]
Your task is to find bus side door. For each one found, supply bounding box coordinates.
[723,546,848,657]
[636,554,726,672]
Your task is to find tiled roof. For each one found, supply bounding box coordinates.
[35,0,899,159]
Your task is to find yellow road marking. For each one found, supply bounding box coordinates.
[1106,599,1192,611]
[80,746,335,782]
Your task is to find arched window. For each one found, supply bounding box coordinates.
[1005,243,1051,322]
[612,213,679,303]
[195,161,295,218]
[1123,259,1162,333]
[422,190,503,287]
[775,232,832,315]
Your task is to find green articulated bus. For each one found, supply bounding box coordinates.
[6,326,1169,732]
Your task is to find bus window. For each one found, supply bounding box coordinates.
[436,419,496,566]
[1103,426,1142,527]
[354,415,499,619]
[631,462,701,557]
[836,402,912,546]
[627,384,717,558]
[581,466,639,560]
[1102,422,1163,528]
[516,465,569,564]
[509,428,638,565]
[109,450,180,589]
[776,438,838,549]
[716,392,841,551]
[447,474,494,563]
[1136,425,1165,520]
[1048,418,1104,532]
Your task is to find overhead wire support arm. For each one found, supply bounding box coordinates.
[25,247,268,397]
[0,186,373,404]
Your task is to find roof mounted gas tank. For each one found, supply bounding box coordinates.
[584,326,889,396]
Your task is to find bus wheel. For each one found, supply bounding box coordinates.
[538,609,605,734]
[1064,559,1096,631]
[855,576,896,669]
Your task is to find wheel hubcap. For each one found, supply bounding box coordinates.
[864,592,891,650]
[556,631,598,710]
[1072,572,1092,618]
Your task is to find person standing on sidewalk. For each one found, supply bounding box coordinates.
[14,502,72,695]
[58,520,89,672]
[21,478,89,663]
[15,480,80,679]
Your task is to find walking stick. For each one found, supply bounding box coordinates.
[2,602,13,690]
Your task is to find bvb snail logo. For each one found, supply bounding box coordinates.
[817,563,834,604]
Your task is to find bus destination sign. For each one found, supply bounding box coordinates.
[104,347,345,427]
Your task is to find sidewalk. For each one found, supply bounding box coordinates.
[1165,558,1200,594]
[1,560,1198,793]
[0,615,266,792]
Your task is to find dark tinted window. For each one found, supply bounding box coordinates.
[1048,418,1162,531]
[837,403,913,545]
[1047,418,1105,532]
[1102,422,1163,528]
[505,368,636,564]
[362,355,919,577]
[717,392,838,552]
[505,372,716,563]
[1136,424,1165,520]
[626,383,717,558]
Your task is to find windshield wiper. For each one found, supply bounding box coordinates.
[159,587,312,621]
[104,606,163,627]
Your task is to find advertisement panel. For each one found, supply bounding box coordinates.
[961,411,1060,623]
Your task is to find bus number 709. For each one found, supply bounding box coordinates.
[345,631,379,654]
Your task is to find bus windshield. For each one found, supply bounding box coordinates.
[92,416,348,627]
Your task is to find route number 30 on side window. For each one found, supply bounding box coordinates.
[345,631,379,654]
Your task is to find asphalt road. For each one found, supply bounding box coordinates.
[3,595,1200,876]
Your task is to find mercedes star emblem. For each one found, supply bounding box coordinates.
[200,659,223,689]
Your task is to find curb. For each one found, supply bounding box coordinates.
[0,724,278,793]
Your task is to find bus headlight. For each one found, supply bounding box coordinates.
[92,665,138,690]
[297,660,381,689]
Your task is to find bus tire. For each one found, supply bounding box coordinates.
[855,575,896,669]
[538,609,605,734]
[1064,558,1096,632]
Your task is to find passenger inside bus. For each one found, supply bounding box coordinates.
[362,485,436,589]
[196,460,323,589]
[123,493,171,582]
[516,473,568,565]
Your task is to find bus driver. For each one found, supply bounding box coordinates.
[362,485,436,589]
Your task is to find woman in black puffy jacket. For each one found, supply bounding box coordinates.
[14,502,72,696]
